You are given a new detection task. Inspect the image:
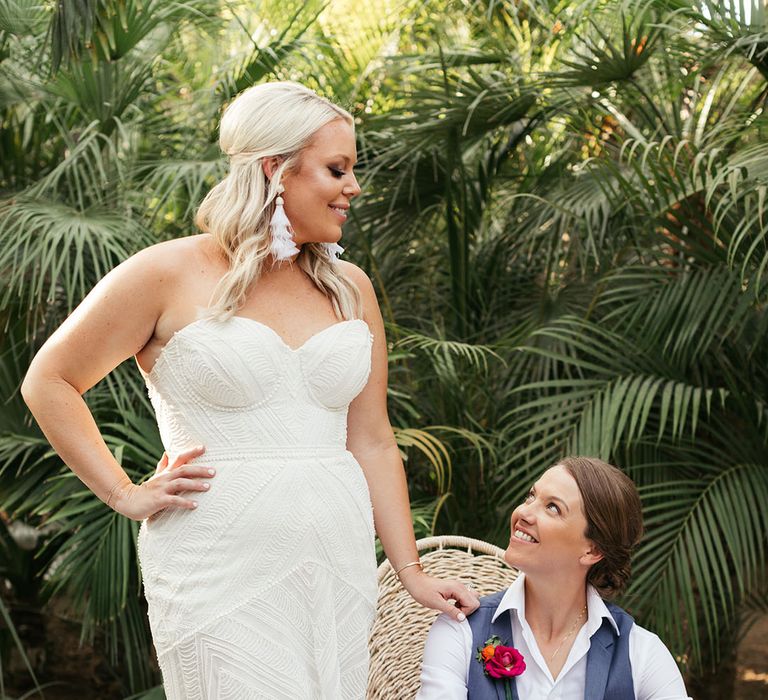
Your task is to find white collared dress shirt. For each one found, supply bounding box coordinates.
[416,574,691,700]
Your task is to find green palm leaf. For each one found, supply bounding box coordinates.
[0,198,150,311]
[629,458,768,663]
[395,330,503,373]
[550,6,661,87]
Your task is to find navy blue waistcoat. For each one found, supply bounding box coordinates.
[466,589,635,700]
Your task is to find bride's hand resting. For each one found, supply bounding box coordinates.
[398,567,480,622]
[111,445,215,521]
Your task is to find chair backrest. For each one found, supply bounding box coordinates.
[367,535,518,700]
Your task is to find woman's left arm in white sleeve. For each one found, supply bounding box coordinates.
[415,613,473,700]
[629,625,692,700]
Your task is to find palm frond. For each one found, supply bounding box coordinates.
[395,330,503,373]
[673,0,768,79]
[0,198,150,312]
[410,494,452,539]
[496,314,728,500]
[48,0,221,70]
[597,265,759,366]
[0,0,48,36]
[20,120,125,207]
[136,155,226,224]
[394,427,452,495]
[628,459,768,663]
[46,57,154,132]
[550,4,662,87]
[216,0,326,101]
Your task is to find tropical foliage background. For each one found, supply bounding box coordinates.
[1,0,767,697]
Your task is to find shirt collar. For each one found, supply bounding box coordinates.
[491,573,621,637]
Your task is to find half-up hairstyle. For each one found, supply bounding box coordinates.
[559,456,644,599]
[196,81,362,319]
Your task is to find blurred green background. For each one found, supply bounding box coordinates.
[1,0,767,697]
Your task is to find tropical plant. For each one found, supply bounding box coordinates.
[347,2,768,697]
[1,0,767,697]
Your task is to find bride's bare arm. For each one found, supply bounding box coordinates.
[21,243,214,519]
[343,262,478,621]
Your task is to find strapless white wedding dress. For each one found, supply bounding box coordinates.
[137,316,378,699]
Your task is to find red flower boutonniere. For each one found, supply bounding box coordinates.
[476,635,526,700]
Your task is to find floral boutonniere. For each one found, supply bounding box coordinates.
[476,635,526,699]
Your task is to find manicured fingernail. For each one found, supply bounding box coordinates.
[192,502,198,508]
[457,612,466,622]
[208,469,215,475]
[202,483,209,490]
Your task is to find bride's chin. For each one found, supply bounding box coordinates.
[293,232,343,247]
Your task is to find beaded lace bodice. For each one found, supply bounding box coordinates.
[144,316,373,455]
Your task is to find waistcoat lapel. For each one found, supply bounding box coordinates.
[584,619,614,700]
[584,603,636,700]
[467,590,520,700]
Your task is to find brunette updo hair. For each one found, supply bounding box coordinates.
[559,456,644,599]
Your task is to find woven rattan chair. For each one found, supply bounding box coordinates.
[366,535,518,700]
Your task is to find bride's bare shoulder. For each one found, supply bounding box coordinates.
[336,260,381,322]
[118,235,225,289]
[136,233,220,269]
[337,260,373,292]
[101,235,225,312]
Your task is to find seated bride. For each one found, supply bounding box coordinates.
[416,456,691,699]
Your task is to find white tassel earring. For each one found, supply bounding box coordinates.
[270,184,300,260]
[323,242,344,263]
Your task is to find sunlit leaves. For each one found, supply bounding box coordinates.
[394,427,453,495]
[49,0,221,70]
[0,0,49,37]
[679,0,768,79]
[47,58,154,131]
[137,155,226,223]
[216,0,325,101]
[0,198,149,311]
[550,5,662,87]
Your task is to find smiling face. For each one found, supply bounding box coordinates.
[279,118,360,247]
[504,465,603,580]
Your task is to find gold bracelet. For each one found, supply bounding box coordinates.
[394,560,422,579]
[105,480,130,510]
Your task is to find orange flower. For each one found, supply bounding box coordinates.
[481,644,496,661]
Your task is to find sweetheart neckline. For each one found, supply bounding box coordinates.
[140,316,370,383]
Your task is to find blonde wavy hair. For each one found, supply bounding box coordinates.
[196,81,362,319]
